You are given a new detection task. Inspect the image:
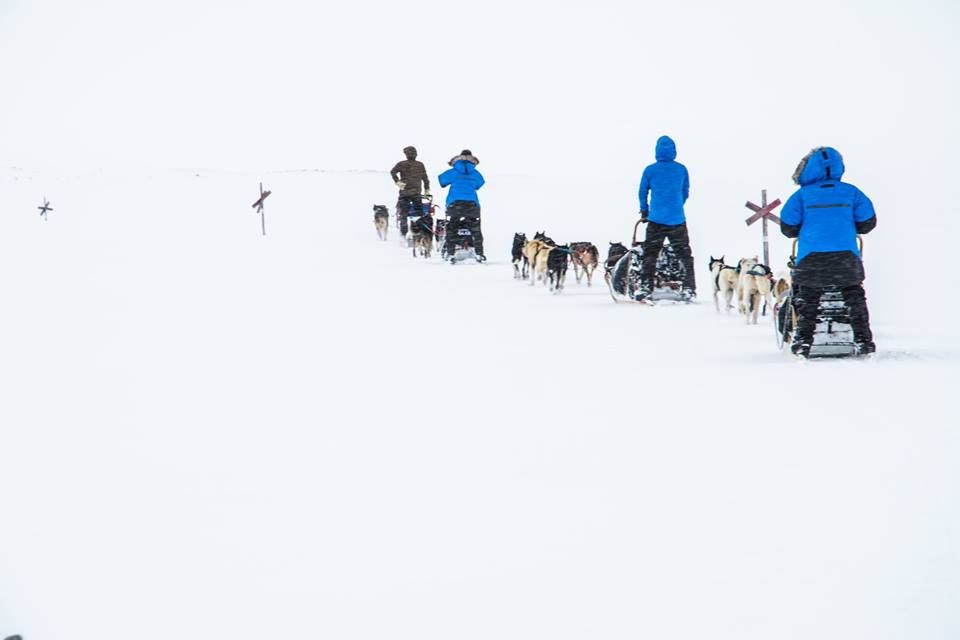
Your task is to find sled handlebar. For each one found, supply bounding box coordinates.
[632,219,644,247]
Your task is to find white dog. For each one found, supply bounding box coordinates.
[708,256,739,313]
[737,257,774,324]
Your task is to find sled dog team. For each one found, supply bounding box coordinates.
[373,139,878,356]
[510,232,600,294]
[708,256,792,324]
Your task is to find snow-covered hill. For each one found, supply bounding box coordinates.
[0,167,956,640]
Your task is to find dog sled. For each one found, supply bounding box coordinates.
[397,194,436,248]
[444,210,484,264]
[774,238,865,358]
[604,220,686,304]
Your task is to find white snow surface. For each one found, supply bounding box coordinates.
[0,167,957,640]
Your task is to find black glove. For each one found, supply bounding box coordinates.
[639,211,649,223]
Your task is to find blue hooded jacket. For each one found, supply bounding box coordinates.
[439,159,485,207]
[638,136,690,226]
[780,147,876,264]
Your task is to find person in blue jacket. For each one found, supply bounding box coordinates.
[780,146,877,357]
[439,150,486,260]
[637,135,695,300]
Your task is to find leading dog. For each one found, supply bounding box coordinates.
[373,204,389,241]
[708,256,738,313]
[736,257,774,324]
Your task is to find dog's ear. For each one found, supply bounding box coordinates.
[720,255,724,262]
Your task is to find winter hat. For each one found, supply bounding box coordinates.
[403,146,417,160]
[448,150,479,166]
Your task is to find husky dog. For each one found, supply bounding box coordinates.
[523,232,555,286]
[569,242,600,286]
[773,266,792,302]
[410,215,433,258]
[547,245,570,293]
[512,233,528,279]
[605,242,629,272]
[708,256,738,313]
[434,218,448,254]
[373,205,389,241]
[737,257,774,324]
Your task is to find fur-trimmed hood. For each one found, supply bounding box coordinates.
[792,146,845,185]
[448,153,479,167]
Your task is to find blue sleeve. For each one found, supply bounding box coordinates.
[638,168,650,212]
[438,168,453,188]
[780,191,803,238]
[852,186,875,222]
[682,167,690,203]
[473,169,485,190]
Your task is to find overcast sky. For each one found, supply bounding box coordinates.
[1,0,957,191]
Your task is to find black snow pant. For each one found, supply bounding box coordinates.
[397,195,424,235]
[445,200,483,256]
[794,284,873,346]
[639,221,695,292]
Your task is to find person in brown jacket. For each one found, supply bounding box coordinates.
[390,146,431,236]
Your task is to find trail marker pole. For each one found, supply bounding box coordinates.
[744,189,782,268]
[38,197,53,221]
[252,183,271,236]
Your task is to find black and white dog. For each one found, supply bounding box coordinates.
[547,244,570,293]
[373,204,389,241]
[512,232,528,279]
[435,218,448,253]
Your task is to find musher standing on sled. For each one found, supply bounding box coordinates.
[390,146,431,236]
[780,147,877,357]
[637,135,696,301]
[439,150,486,261]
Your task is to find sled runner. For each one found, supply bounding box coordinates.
[447,225,481,264]
[604,220,687,304]
[774,238,866,359]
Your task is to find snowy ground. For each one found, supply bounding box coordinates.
[0,168,957,639]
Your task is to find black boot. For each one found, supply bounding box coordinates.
[842,285,875,354]
[793,286,822,352]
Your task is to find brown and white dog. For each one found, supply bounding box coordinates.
[523,232,555,287]
[373,205,389,241]
[569,242,600,286]
[708,256,738,313]
[773,266,792,302]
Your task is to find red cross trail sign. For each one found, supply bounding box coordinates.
[252,182,271,236]
[744,189,782,268]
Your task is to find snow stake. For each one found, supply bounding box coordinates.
[744,189,782,269]
[38,197,53,221]
[251,182,271,236]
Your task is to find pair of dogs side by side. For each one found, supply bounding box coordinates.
[709,255,790,324]
[512,232,599,293]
